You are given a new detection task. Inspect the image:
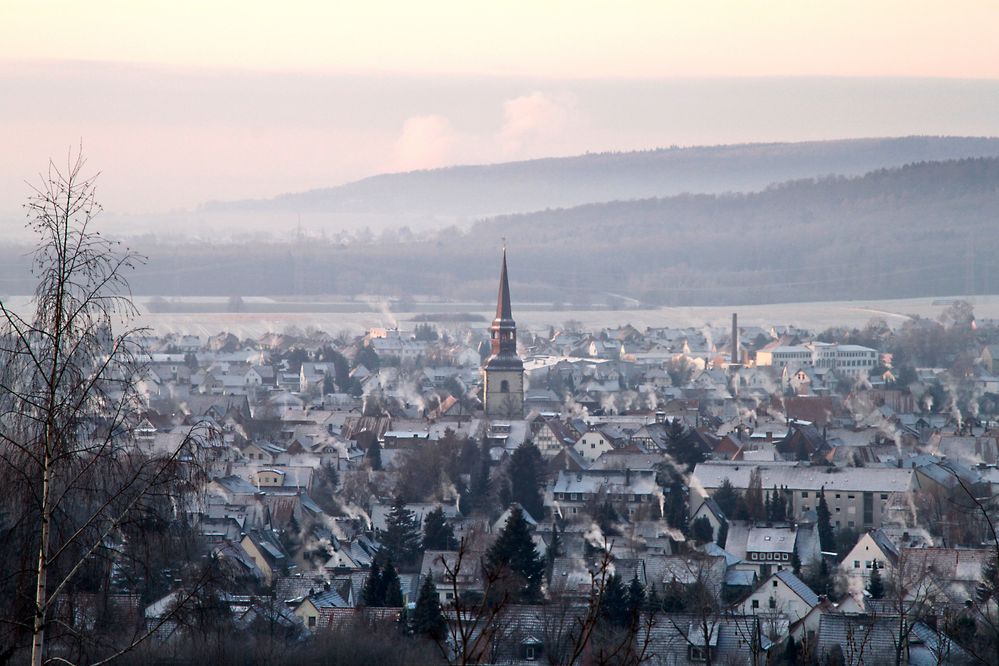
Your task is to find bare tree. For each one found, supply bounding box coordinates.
[0,152,215,665]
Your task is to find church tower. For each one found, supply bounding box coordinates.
[483,248,524,418]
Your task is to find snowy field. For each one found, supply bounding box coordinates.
[130,295,999,338]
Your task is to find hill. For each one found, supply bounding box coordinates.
[203,136,999,221]
[3,156,997,307]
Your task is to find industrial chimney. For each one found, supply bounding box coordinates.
[731,312,740,366]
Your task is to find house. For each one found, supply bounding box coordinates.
[239,530,289,583]
[839,529,899,594]
[689,497,727,543]
[738,570,820,624]
[419,550,484,604]
[548,469,659,520]
[689,462,914,530]
[293,586,350,630]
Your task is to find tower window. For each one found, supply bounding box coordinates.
[500,380,510,393]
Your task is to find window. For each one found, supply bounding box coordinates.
[854,560,860,568]
[500,380,509,393]
[308,616,316,627]
[881,494,889,500]
[752,599,760,609]
[865,561,871,569]
[751,553,758,561]
[769,598,777,609]
[773,580,779,588]
[525,646,536,661]
[690,646,707,662]
[801,492,809,498]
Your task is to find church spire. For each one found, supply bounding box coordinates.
[496,246,513,321]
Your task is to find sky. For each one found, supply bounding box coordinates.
[2,1,999,215]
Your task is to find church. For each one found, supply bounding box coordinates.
[482,249,524,418]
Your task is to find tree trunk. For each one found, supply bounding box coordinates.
[30,448,52,666]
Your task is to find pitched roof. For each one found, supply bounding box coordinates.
[773,569,820,607]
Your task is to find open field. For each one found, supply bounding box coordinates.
[133,294,999,338]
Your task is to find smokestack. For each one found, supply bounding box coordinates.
[731,313,740,366]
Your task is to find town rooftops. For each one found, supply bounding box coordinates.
[552,468,657,496]
[692,461,913,494]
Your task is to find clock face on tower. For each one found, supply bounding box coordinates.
[484,249,524,418]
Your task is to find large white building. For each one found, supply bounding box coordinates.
[756,342,877,377]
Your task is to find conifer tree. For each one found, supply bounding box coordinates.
[867,565,885,599]
[745,468,765,521]
[770,485,787,522]
[817,488,835,554]
[691,516,714,544]
[382,559,404,607]
[627,574,646,620]
[368,439,383,471]
[485,505,544,602]
[712,478,739,518]
[381,495,421,569]
[362,560,384,607]
[599,574,629,627]
[412,574,446,640]
[509,442,545,521]
[546,524,563,584]
[422,506,456,551]
[470,442,492,513]
[716,520,729,548]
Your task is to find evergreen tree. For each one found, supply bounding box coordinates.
[362,560,384,607]
[770,485,787,522]
[713,478,739,517]
[509,442,545,521]
[745,468,765,521]
[666,476,688,529]
[644,586,662,612]
[716,520,729,549]
[627,574,646,620]
[546,524,563,585]
[661,581,687,612]
[979,557,999,603]
[817,488,835,554]
[599,573,630,627]
[595,500,621,537]
[691,516,714,544]
[470,441,492,513]
[368,439,383,471]
[381,495,422,569]
[412,574,446,640]
[867,565,885,599]
[485,505,545,602]
[792,551,801,576]
[784,635,799,665]
[382,559,404,607]
[498,477,513,512]
[422,506,456,551]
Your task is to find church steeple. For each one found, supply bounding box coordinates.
[496,248,512,321]
[490,248,517,358]
[483,247,524,418]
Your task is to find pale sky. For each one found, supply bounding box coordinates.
[2,1,999,216]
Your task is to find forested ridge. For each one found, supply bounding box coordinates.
[1,156,997,307]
